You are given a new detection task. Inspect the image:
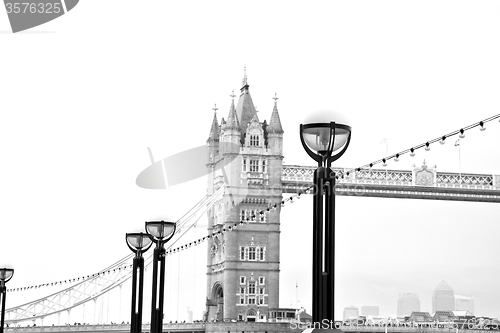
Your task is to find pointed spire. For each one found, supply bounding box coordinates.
[242,65,248,87]
[250,113,260,123]
[240,65,249,94]
[236,68,257,130]
[225,90,240,130]
[268,93,283,133]
[207,104,220,141]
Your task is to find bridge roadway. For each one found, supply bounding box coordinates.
[5,323,494,333]
[280,165,500,203]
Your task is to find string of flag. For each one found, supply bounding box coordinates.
[6,186,313,293]
[7,114,499,292]
[341,114,500,178]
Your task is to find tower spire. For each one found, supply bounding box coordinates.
[207,104,220,141]
[225,90,240,130]
[268,92,283,134]
[242,65,248,87]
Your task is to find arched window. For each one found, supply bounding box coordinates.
[249,134,260,147]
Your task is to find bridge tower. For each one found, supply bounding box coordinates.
[205,73,284,322]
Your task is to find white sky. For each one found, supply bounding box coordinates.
[1,0,500,323]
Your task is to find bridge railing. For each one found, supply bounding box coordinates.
[281,165,500,191]
[6,323,495,333]
[6,322,207,333]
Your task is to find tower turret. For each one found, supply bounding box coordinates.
[221,91,241,155]
[205,72,284,323]
[267,93,284,159]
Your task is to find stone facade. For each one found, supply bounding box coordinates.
[205,75,284,322]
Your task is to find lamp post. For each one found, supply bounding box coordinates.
[126,233,153,333]
[300,121,351,323]
[0,268,14,333]
[145,221,176,333]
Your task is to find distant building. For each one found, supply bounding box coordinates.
[453,310,474,318]
[361,306,379,316]
[343,306,359,321]
[409,312,432,322]
[433,311,456,322]
[432,281,455,312]
[397,293,420,317]
[455,294,474,315]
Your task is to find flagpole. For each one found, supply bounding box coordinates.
[455,139,462,185]
[459,141,462,184]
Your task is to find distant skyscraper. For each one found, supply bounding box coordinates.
[361,306,379,316]
[455,294,474,315]
[433,281,455,313]
[397,293,420,317]
[343,306,359,321]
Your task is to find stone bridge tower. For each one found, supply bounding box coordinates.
[205,73,284,322]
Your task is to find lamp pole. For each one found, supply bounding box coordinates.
[126,233,153,333]
[145,221,176,333]
[0,268,14,333]
[300,121,351,323]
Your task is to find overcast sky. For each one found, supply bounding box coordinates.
[1,0,500,324]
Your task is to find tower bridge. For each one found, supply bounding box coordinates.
[3,73,500,332]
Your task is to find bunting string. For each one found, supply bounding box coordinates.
[6,186,312,293]
[7,114,499,292]
[341,114,499,178]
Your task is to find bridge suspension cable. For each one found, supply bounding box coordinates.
[5,186,225,324]
[6,114,499,324]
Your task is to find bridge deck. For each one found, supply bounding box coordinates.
[5,323,495,333]
[281,165,500,203]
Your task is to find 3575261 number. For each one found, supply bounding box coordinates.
[4,2,61,14]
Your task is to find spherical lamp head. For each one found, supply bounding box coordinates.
[0,267,14,285]
[145,220,176,244]
[300,109,352,166]
[126,232,153,255]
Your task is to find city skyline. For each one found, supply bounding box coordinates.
[1,0,500,323]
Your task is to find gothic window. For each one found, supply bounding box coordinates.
[262,160,266,173]
[240,287,245,294]
[248,247,256,261]
[240,247,245,260]
[259,247,265,261]
[248,297,256,304]
[242,159,246,172]
[259,298,264,305]
[240,276,246,284]
[250,135,260,146]
[259,276,265,285]
[259,287,265,295]
[250,160,258,172]
[259,212,265,223]
[240,246,265,261]
[248,282,256,294]
[240,210,245,222]
[240,297,245,305]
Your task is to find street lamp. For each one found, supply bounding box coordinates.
[145,221,176,333]
[0,267,14,333]
[300,120,351,323]
[126,233,153,333]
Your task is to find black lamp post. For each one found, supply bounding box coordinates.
[126,233,153,333]
[0,267,14,333]
[145,221,176,333]
[300,121,351,323]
